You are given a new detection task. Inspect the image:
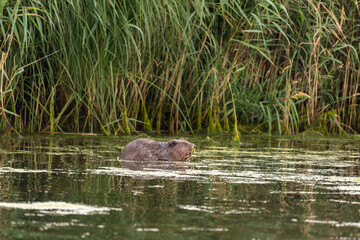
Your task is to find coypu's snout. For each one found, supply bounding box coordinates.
[185,144,196,161]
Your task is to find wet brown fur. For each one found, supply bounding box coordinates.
[120,138,196,161]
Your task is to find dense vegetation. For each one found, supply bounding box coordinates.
[1,0,359,138]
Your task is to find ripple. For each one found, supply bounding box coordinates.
[0,201,122,215]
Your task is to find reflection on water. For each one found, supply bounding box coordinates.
[0,201,121,215]
[0,135,359,239]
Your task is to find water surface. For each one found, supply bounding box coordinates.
[0,135,359,239]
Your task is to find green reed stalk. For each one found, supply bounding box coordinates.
[0,0,359,136]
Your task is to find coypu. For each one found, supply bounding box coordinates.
[120,138,196,161]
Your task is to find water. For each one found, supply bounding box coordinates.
[0,135,359,239]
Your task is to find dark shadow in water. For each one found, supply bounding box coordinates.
[120,159,190,180]
[122,159,189,171]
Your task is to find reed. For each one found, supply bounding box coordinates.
[0,0,359,136]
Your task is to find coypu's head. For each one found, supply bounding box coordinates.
[161,139,196,161]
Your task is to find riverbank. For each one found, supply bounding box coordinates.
[1,1,359,136]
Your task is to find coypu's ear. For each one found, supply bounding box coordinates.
[169,140,178,147]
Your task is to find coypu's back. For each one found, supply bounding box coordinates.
[121,138,195,161]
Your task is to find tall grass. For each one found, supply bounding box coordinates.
[1,0,359,137]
